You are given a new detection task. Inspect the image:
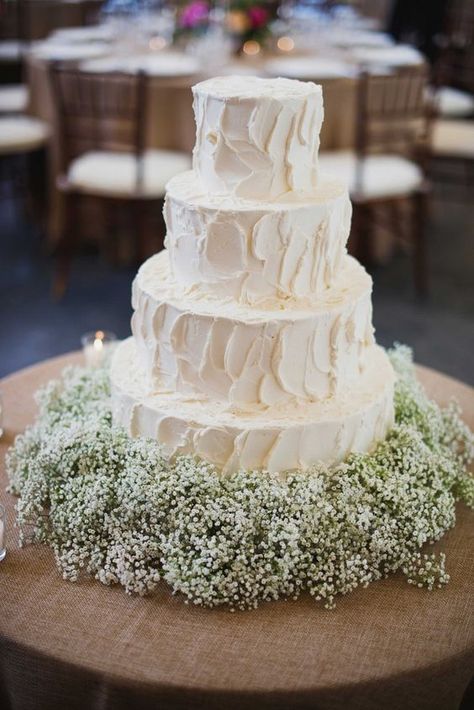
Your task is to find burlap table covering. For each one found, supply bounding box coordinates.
[0,353,473,710]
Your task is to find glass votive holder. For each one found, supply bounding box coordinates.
[81,330,117,368]
[0,503,6,562]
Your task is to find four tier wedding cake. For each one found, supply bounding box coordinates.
[111,76,395,474]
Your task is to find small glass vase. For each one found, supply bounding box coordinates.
[81,331,117,368]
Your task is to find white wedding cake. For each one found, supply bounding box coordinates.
[111,76,395,474]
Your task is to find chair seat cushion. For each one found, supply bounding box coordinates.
[66,150,191,198]
[0,84,29,114]
[318,151,423,199]
[431,119,474,158]
[0,116,49,155]
[0,40,23,61]
[436,87,474,119]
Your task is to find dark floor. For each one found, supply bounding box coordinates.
[1,190,473,385]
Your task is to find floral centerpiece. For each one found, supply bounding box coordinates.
[176,0,275,52]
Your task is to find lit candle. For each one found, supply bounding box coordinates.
[149,35,167,51]
[277,36,295,53]
[243,40,260,56]
[0,504,5,562]
[81,330,117,368]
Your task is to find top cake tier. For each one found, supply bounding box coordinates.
[192,76,324,201]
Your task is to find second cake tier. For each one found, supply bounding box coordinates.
[132,250,375,410]
[165,171,352,306]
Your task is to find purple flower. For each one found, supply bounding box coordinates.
[248,6,269,29]
[179,1,210,29]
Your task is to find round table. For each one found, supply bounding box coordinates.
[1,354,473,710]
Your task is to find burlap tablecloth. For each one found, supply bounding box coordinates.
[1,353,473,710]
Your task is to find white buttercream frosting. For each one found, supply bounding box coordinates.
[110,74,396,475]
[192,76,324,200]
[131,250,375,409]
[164,170,352,305]
[111,338,395,474]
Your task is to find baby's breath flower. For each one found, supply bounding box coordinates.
[5,345,473,610]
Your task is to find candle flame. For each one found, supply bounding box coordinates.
[94,331,105,351]
[149,35,167,51]
[277,36,294,52]
[243,40,260,56]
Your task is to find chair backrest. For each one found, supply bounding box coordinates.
[355,65,430,159]
[50,65,149,189]
[444,0,474,47]
[0,0,22,41]
[0,1,105,41]
[434,0,474,93]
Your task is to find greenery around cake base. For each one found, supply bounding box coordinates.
[6,346,474,610]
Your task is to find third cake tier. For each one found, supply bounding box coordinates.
[132,250,375,410]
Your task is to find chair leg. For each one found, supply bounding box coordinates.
[103,197,120,267]
[26,148,48,235]
[388,199,404,248]
[353,202,374,266]
[52,192,78,300]
[135,200,150,264]
[413,190,429,298]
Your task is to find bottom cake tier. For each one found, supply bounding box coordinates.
[111,338,395,474]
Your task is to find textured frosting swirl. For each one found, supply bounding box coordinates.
[131,251,375,410]
[164,171,352,305]
[192,76,324,200]
[111,338,395,474]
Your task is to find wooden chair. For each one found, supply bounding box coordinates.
[49,64,190,298]
[0,114,49,226]
[429,0,474,195]
[0,0,27,83]
[431,0,474,117]
[319,65,431,296]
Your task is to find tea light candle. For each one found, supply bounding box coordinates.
[81,330,117,368]
[0,504,6,562]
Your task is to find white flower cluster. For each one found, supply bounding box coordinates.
[6,346,473,610]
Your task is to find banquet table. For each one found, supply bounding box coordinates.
[0,353,473,710]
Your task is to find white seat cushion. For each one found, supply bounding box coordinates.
[431,120,474,158]
[318,151,423,199]
[435,87,474,119]
[0,116,49,155]
[67,150,191,198]
[351,45,424,68]
[0,40,23,61]
[0,84,29,114]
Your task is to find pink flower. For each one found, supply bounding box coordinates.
[179,1,209,29]
[247,6,269,29]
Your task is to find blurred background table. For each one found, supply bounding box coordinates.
[0,0,473,381]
